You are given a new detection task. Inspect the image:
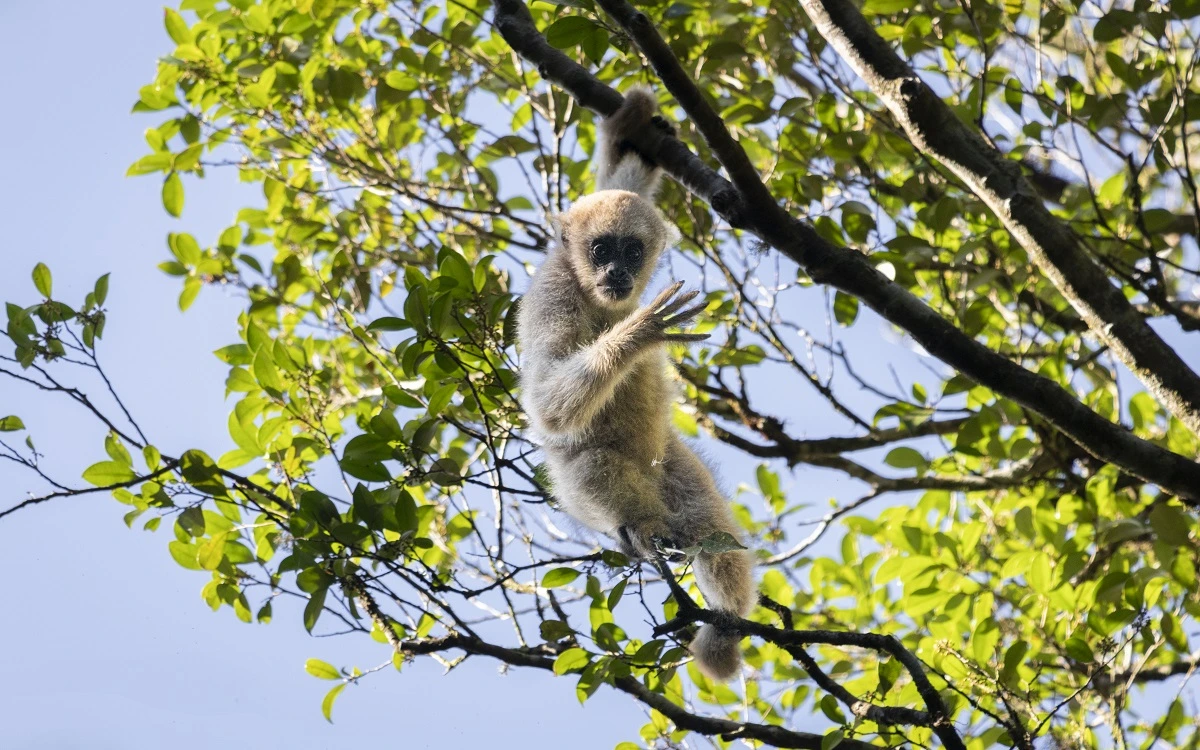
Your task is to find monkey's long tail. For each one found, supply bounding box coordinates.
[690,548,755,681]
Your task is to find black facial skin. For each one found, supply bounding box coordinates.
[589,233,645,301]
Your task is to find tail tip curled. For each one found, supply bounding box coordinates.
[691,624,743,681]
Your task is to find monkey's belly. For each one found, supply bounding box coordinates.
[540,357,677,536]
[543,437,669,537]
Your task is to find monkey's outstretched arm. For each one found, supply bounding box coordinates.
[595,86,674,200]
[530,283,707,435]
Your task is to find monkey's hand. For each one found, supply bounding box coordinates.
[617,520,685,562]
[628,281,710,345]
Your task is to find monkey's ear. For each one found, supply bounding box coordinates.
[550,213,570,247]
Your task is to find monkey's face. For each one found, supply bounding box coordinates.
[587,233,645,302]
[560,190,680,311]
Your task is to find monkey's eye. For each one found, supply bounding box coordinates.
[623,239,644,263]
[590,239,614,263]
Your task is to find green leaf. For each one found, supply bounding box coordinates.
[82,460,137,486]
[217,225,242,250]
[321,682,346,723]
[164,7,194,44]
[163,172,184,217]
[32,263,52,298]
[179,278,201,311]
[819,694,847,724]
[0,416,25,432]
[384,71,419,93]
[1001,641,1029,686]
[607,579,628,611]
[168,541,202,571]
[304,588,327,633]
[1064,637,1094,663]
[1149,503,1191,546]
[367,316,410,332]
[305,658,342,680]
[863,0,913,13]
[553,647,590,675]
[104,432,133,467]
[198,532,228,570]
[544,16,597,48]
[213,344,252,365]
[253,347,286,393]
[143,445,162,470]
[884,446,926,469]
[876,656,903,695]
[822,729,845,750]
[127,152,173,176]
[540,620,574,641]
[1028,552,1053,593]
[1097,171,1127,206]
[170,232,202,265]
[542,568,581,588]
[833,291,859,326]
[94,273,110,306]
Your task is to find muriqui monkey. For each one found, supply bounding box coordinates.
[517,87,755,680]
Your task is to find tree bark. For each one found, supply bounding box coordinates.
[793,0,1200,438]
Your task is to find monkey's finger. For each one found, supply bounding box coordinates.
[649,281,686,311]
[662,332,711,343]
[663,301,708,326]
[656,289,700,318]
[650,115,676,138]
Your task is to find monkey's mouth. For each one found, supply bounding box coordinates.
[600,283,633,301]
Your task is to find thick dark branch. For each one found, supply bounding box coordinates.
[758,599,935,728]
[1122,650,1200,685]
[594,0,776,215]
[788,642,934,727]
[393,630,872,749]
[612,675,879,750]
[492,0,739,222]
[794,0,1200,437]
[654,609,966,750]
[490,0,1200,503]
[701,411,1046,493]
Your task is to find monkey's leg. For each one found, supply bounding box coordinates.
[550,447,671,558]
[660,437,756,680]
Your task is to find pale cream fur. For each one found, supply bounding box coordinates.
[517,87,755,681]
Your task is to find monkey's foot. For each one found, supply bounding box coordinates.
[617,526,686,563]
[651,535,687,563]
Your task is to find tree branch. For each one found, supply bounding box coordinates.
[390,629,879,749]
[653,608,967,750]
[0,461,180,520]
[490,0,1200,503]
[792,0,1200,437]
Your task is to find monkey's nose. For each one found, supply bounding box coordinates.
[605,267,631,286]
[602,268,634,299]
